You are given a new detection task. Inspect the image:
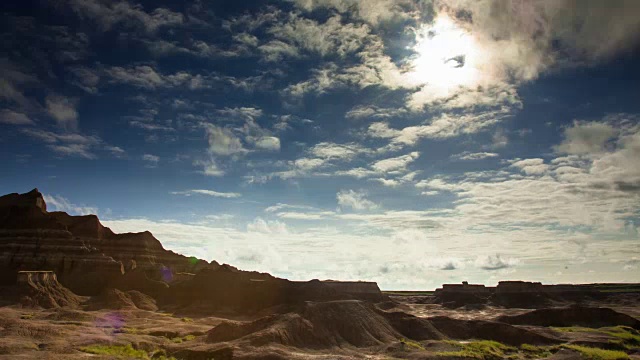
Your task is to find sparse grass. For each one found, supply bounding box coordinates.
[180,317,193,323]
[170,334,197,343]
[554,326,640,350]
[399,338,425,350]
[79,343,177,360]
[603,326,640,349]
[519,344,554,358]
[437,340,517,359]
[562,344,629,360]
[20,313,34,320]
[121,327,139,334]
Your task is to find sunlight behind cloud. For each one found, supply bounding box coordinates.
[407,14,482,99]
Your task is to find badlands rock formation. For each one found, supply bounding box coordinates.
[0,189,385,313]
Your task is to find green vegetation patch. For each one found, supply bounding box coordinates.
[170,334,197,343]
[562,344,629,360]
[79,343,176,360]
[554,326,640,350]
[399,338,425,350]
[437,340,517,359]
[519,343,555,358]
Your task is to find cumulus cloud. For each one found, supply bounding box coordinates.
[336,189,378,211]
[253,136,281,151]
[204,124,247,156]
[170,189,241,198]
[475,254,518,270]
[555,121,618,155]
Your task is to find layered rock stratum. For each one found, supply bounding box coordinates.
[0,189,384,313]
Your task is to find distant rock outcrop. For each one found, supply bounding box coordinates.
[497,306,640,329]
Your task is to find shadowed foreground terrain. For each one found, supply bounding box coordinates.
[1,189,639,359]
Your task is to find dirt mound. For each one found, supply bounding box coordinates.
[497,306,640,329]
[428,316,561,346]
[207,300,402,349]
[86,288,157,311]
[378,309,444,340]
[12,272,82,309]
[126,290,158,311]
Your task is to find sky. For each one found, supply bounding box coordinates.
[1,0,640,290]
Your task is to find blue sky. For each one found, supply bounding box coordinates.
[2,0,640,289]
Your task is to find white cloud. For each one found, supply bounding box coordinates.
[247,217,288,234]
[475,254,519,270]
[336,189,378,211]
[142,154,160,163]
[368,110,510,146]
[45,94,78,129]
[193,158,225,177]
[555,121,618,155]
[253,136,281,151]
[452,152,499,161]
[371,152,419,173]
[171,189,241,198]
[43,194,98,216]
[204,124,247,156]
[510,158,549,175]
[21,128,106,159]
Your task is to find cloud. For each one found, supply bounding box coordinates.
[45,94,78,129]
[21,128,107,159]
[475,254,518,270]
[510,158,549,175]
[65,0,184,33]
[247,217,288,234]
[288,0,412,26]
[345,105,407,120]
[452,152,499,161]
[43,194,98,216]
[171,189,241,198]
[142,154,159,162]
[104,66,211,90]
[253,136,281,151]
[204,124,247,156]
[371,152,419,173]
[0,109,34,125]
[555,121,618,155]
[0,58,39,107]
[336,189,378,211]
[193,158,225,177]
[368,110,510,146]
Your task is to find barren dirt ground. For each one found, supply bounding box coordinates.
[1,295,640,359]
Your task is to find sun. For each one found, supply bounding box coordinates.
[407,14,481,97]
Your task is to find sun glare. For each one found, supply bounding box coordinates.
[408,15,481,96]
